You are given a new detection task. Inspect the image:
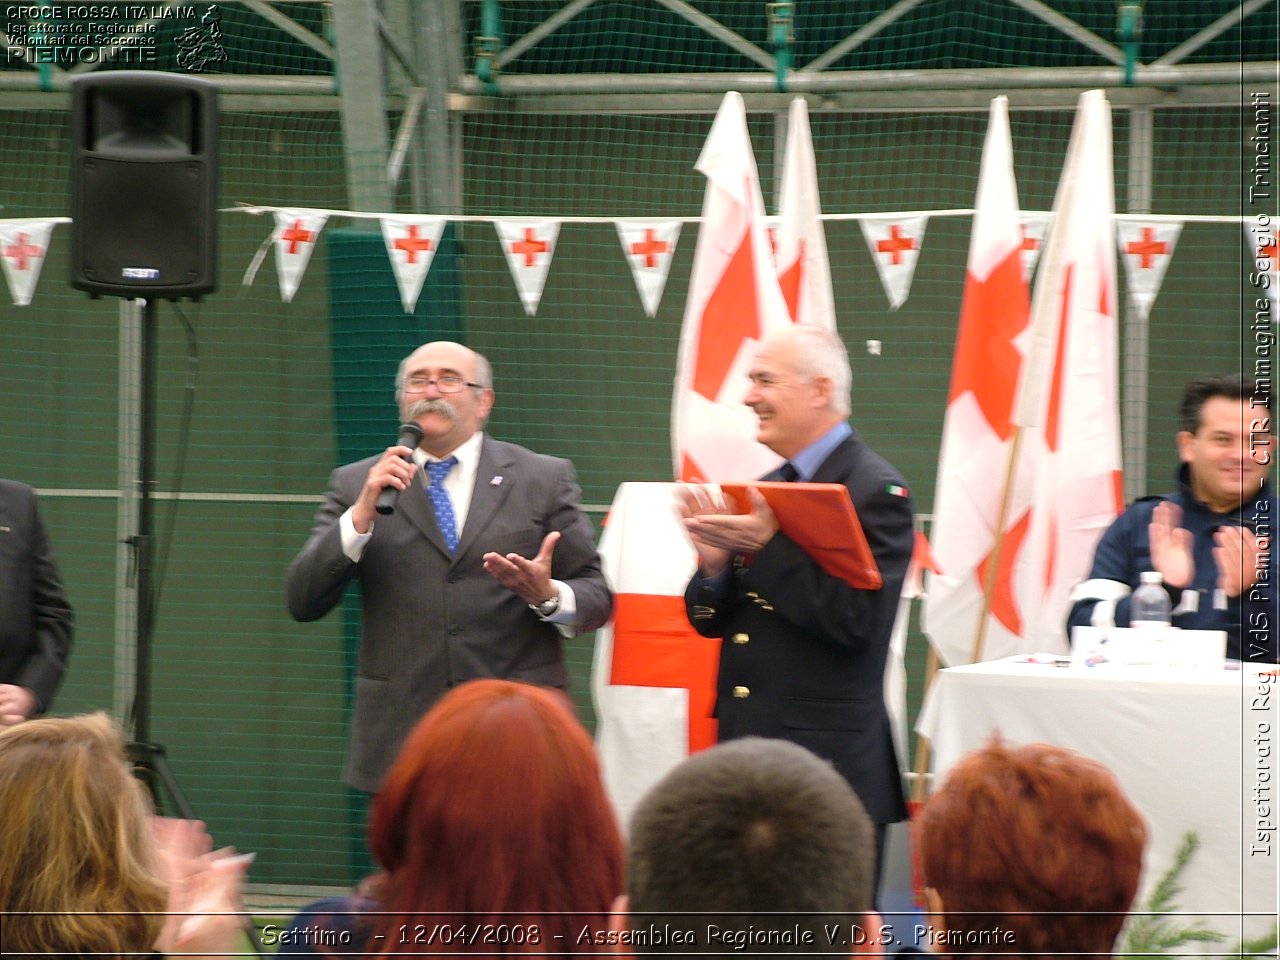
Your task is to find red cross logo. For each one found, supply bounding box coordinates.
[1125,227,1169,269]
[393,226,434,264]
[630,229,670,268]
[280,220,316,255]
[876,224,917,264]
[3,232,43,271]
[511,228,548,267]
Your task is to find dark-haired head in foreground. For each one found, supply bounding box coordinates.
[621,736,880,955]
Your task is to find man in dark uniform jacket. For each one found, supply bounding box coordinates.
[0,478,73,725]
[1068,374,1277,663]
[678,325,913,889]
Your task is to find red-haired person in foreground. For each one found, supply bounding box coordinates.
[916,740,1148,959]
[275,678,625,957]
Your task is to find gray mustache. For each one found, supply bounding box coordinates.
[406,398,458,421]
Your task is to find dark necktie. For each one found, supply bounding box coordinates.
[779,461,800,482]
[425,457,459,552]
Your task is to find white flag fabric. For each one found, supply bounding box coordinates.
[0,220,55,306]
[922,97,1040,667]
[271,209,328,303]
[860,215,928,310]
[775,97,836,330]
[381,216,447,313]
[671,91,791,484]
[1018,89,1125,651]
[590,482,710,825]
[1017,212,1052,281]
[616,220,681,317]
[1117,220,1182,321]
[496,219,560,316]
[1245,221,1280,317]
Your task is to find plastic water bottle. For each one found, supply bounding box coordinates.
[1130,571,1173,627]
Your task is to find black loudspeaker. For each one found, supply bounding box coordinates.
[70,71,218,299]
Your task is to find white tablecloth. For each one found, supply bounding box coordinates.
[917,657,1279,943]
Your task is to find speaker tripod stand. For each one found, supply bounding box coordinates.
[123,296,195,819]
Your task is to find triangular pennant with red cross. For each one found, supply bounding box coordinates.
[1245,221,1280,317]
[616,221,681,317]
[859,215,928,310]
[1117,220,1182,320]
[271,210,328,303]
[495,219,560,316]
[381,216,447,313]
[0,220,55,306]
[1017,212,1051,281]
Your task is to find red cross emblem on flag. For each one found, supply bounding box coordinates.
[4,232,43,271]
[875,224,918,264]
[280,219,316,254]
[511,228,549,267]
[1125,226,1169,269]
[393,226,434,264]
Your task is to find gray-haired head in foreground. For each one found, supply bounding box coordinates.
[626,737,875,954]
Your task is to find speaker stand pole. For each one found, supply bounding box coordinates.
[125,296,195,821]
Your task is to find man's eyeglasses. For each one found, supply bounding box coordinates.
[402,375,484,394]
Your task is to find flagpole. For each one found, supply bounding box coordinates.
[909,643,940,804]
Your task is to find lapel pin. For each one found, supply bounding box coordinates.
[491,476,504,486]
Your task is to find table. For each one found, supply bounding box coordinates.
[917,658,1279,944]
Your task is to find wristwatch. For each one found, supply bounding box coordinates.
[531,593,561,618]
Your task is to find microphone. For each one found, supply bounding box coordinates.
[375,422,426,516]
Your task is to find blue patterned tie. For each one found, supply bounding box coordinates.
[425,456,459,553]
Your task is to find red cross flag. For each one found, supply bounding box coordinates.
[1017,212,1052,281]
[593,91,792,823]
[616,220,681,317]
[1245,221,1279,316]
[1117,220,1182,321]
[271,209,328,303]
[381,216,447,313]
[1018,88,1124,653]
[590,481,715,825]
[923,97,1042,667]
[774,97,836,330]
[860,215,928,310]
[0,220,55,306]
[495,219,560,316]
[671,90,791,485]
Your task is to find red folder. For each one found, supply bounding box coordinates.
[720,481,883,590]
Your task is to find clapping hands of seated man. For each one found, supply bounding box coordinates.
[677,484,779,577]
[1149,500,1261,598]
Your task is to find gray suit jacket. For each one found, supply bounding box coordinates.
[287,434,612,792]
[0,479,73,710]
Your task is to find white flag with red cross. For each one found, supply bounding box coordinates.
[0,220,55,306]
[1117,220,1182,321]
[923,97,1041,668]
[774,97,836,330]
[271,210,328,303]
[496,219,560,316]
[1018,89,1125,652]
[670,91,792,484]
[860,215,928,310]
[381,216,447,314]
[616,220,681,317]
